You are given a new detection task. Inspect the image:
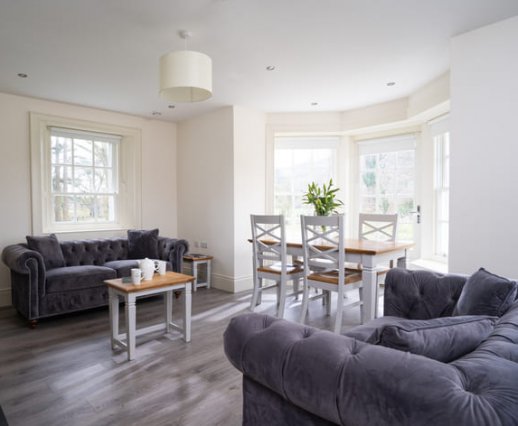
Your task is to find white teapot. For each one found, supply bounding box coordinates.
[138,258,155,281]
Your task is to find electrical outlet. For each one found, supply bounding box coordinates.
[194,241,199,248]
[200,241,208,249]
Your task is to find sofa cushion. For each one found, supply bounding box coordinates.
[453,268,517,317]
[127,229,159,259]
[26,234,65,270]
[46,265,116,293]
[383,316,496,362]
[104,259,172,278]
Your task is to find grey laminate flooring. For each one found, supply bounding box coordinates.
[0,287,366,426]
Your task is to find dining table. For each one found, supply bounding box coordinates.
[284,239,414,323]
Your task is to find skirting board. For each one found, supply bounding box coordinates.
[0,288,11,307]
[212,274,253,293]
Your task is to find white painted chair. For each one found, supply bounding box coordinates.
[299,214,363,333]
[351,213,399,312]
[250,215,304,318]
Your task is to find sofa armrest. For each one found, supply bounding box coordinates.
[2,244,47,319]
[384,268,467,319]
[224,313,515,426]
[158,237,189,273]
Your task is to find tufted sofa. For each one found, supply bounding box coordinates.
[2,236,188,326]
[224,269,518,426]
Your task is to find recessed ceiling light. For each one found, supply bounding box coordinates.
[152,111,162,116]
[311,102,319,106]
[168,105,176,109]
[17,73,28,78]
[266,66,275,71]
[386,81,396,86]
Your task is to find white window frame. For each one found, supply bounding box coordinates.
[30,113,142,234]
[433,130,450,260]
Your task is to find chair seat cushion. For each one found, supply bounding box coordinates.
[344,315,497,362]
[258,262,303,275]
[453,268,517,317]
[46,266,116,293]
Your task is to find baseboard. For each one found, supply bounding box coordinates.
[0,287,11,307]
[211,273,253,293]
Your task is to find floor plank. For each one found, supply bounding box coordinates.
[0,286,369,426]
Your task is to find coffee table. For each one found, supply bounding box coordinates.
[104,271,194,361]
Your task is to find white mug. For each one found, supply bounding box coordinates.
[131,268,143,285]
[156,260,167,276]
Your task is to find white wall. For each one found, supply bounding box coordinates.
[177,107,236,291]
[0,92,178,306]
[450,16,518,277]
[233,106,266,292]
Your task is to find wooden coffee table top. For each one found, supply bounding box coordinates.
[104,271,195,293]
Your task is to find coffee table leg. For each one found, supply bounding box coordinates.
[109,289,119,350]
[125,294,136,361]
[165,290,172,333]
[184,281,192,342]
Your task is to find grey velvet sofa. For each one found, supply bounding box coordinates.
[2,236,188,326]
[224,269,518,426]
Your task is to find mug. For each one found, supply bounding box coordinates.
[131,268,143,285]
[155,260,167,276]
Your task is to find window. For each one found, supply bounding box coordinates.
[274,136,339,239]
[50,128,120,225]
[30,113,142,234]
[433,131,450,259]
[358,135,416,241]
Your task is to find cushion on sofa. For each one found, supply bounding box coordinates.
[26,233,65,270]
[379,316,496,362]
[453,268,517,317]
[46,265,116,293]
[127,229,159,259]
[104,259,172,277]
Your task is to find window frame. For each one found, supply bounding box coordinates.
[30,113,142,234]
[433,131,450,260]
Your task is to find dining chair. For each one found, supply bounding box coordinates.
[350,213,399,313]
[299,214,363,333]
[250,214,304,318]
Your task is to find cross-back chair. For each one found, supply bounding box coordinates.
[250,214,304,318]
[299,214,363,333]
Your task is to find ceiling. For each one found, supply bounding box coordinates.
[1,1,517,123]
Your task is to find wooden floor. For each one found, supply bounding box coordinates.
[0,286,367,426]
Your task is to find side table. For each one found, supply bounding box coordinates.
[183,254,213,292]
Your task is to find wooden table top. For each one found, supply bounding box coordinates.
[250,238,413,255]
[183,254,214,261]
[104,271,195,293]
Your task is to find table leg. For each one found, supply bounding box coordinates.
[165,290,173,333]
[125,294,136,361]
[397,249,408,269]
[193,261,199,292]
[184,281,192,342]
[361,258,377,323]
[109,289,119,350]
[206,260,211,289]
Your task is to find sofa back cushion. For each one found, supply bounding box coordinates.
[26,234,65,270]
[60,238,128,266]
[453,268,517,317]
[127,229,159,259]
[384,269,467,319]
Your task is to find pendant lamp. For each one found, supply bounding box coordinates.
[159,31,212,102]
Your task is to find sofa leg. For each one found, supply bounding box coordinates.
[28,320,38,329]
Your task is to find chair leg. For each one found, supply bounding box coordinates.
[334,292,343,334]
[277,279,286,318]
[294,279,300,300]
[299,283,310,324]
[358,287,364,324]
[250,275,261,311]
[325,291,332,316]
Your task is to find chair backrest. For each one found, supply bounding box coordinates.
[358,213,398,242]
[250,214,288,273]
[300,214,345,274]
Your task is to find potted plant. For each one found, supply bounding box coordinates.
[303,179,344,216]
